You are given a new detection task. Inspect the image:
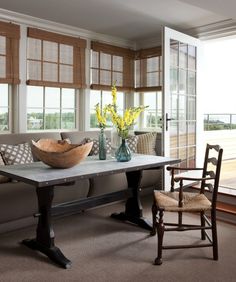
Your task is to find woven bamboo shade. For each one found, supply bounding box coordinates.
[135,46,162,92]
[27,28,86,89]
[90,41,135,92]
[0,21,20,84]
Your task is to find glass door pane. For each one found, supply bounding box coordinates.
[163,27,202,188]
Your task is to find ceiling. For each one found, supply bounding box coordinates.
[0,0,235,41]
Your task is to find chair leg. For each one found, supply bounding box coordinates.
[154,209,164,265]
[201,211,206,240]
[150,203,157,236]
[211,210,218,260]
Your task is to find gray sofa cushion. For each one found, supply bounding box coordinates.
[0,154,9,183]
[61,130,111,144]
[62,131,128,197]
[0,132,61,145]
[140,169,163,189]
[88,173,128,197]
[53,179,90,205]
[0,182,38,223]
[0,179,90,224]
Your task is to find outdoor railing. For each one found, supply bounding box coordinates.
[204,114,236,131]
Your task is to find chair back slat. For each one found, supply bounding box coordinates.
[200,144,223,206]
[208,144,220,152]
[206,170,216,178]
[208,157,218,166]
[204,183,213,192]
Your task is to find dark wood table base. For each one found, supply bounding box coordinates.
[111,212,152,231]
[21,186,71,269]
[22,239,71,269]
[111,170,152,231]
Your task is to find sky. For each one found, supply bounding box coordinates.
[203,37,236,114]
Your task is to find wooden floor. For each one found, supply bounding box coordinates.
[220,159,236,189]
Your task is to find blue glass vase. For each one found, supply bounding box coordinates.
[99,128,106,160]
[116,139,131,162]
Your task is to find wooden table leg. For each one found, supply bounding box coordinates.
[22,186,71,269]
[111,170,152,231]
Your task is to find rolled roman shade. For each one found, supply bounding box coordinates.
[0,21,20,84]
[135,46,162,92]
[27,27,86,88]
[90,41,135,92]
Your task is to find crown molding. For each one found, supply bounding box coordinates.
[186,19,236,40]
[0,8,135,49]
[135,19,236,48]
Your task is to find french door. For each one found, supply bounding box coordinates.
[162,27,203,187]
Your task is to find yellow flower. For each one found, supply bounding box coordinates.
[95,103,107,128]
[99,83,149,139]
[111,83,117,108]
[107,103,148,139]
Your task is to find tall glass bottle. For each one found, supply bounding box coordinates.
[99,128,106,160]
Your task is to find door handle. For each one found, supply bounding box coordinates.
[166,113,173,131]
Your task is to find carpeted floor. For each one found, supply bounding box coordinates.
[0,196,235,282]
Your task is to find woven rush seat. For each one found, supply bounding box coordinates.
[154,191,212,212]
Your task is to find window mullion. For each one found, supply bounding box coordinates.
[60,88,62,129]
[43,87,46,130]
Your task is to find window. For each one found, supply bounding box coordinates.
[27,86,76,130]
[142,92,162,130]
[90,90,124,129]
[27,28,86,88]
[26,28,84,132]
[0,21,20,133]
[0,21,20,84]
[135,47,162,92]
[0,84,10,132]
[90,41,135,91]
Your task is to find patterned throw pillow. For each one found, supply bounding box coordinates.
[86,138,112,156]
[0,153,9,183]
[137,132,157,155]
[126,135,138,153]
[0,142,34,165]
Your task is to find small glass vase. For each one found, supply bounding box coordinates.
[99,128,106,160]
[115,139,131,162]
[110,126,121,157]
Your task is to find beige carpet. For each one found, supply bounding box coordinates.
[0,197,235,282]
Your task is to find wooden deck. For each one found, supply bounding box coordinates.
[204,130,236,190]
[220,159,236,189]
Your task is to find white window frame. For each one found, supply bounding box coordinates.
[0,84,12,134]
[26,86,78,132]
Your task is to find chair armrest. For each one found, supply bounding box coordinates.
[174,176,215,182]
[174,176,214,207]
[167,166,203,171]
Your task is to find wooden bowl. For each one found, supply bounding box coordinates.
[31,139,93,169]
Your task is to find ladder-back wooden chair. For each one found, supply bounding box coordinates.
[151,144,223,265]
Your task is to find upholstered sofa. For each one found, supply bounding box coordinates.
[0,130,162,233]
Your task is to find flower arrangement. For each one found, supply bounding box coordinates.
[107,84,148,140]
[94,83,148,161]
